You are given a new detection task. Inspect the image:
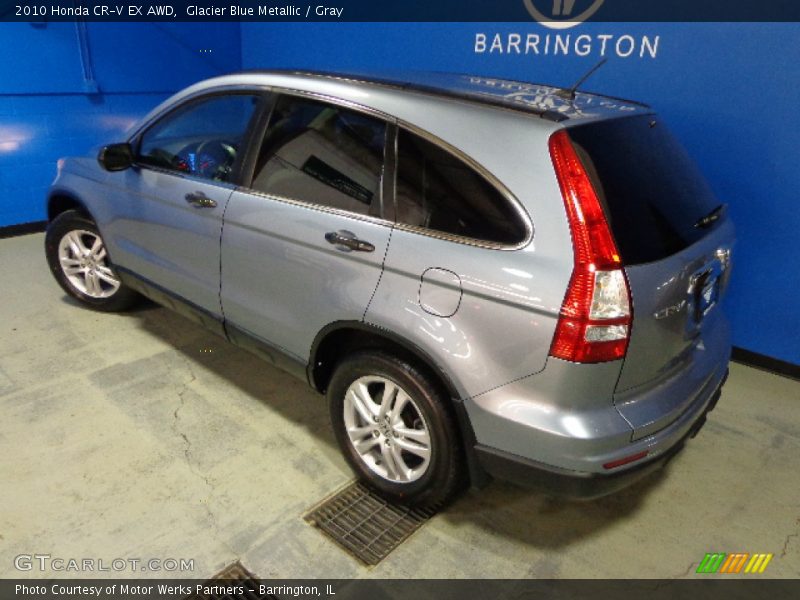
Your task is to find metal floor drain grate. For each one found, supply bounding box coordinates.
[184,562,273,600]
[305,481,436,565]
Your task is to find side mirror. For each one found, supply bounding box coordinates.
[97,143,133,172]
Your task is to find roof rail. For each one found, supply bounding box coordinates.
[233,68,650,121]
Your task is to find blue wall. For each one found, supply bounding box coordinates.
[239,22,800,365]
[0,22,241,226]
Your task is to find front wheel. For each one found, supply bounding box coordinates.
[45,210,139,312]
[327,351,465,508]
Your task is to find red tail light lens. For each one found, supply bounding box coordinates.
[548,130,632,363]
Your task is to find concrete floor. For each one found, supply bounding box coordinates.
[1,232,798,580]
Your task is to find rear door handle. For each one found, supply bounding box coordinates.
[325,230,375,253]
[185,192,217,208]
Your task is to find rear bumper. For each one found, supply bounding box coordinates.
[475,371,726,499]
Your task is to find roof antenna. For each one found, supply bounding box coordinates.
[556,58,608,100]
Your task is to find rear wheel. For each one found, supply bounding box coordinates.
[45,210,139,311]
[328,351,465,508]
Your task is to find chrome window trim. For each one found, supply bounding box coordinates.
[263,86,396,122]
[127,84,268,142]
[129,163,239,191]
[130,83,534,251]
[270,88,534,250]
[127,86,265,185]
[234,188,395,229]
[393,120,534,251]
[238,86,394,223]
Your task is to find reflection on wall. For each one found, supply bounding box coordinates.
[0,22,241,227]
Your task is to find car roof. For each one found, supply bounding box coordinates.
[230,68,652,123]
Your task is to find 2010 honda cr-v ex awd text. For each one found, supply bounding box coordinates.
[44,70,734,507]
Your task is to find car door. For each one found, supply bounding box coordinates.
[108,92,263,321]
[220,93,393,365]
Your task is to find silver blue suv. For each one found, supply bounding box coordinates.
[44,71,734,507]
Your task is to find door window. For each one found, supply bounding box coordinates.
[395,128,527,245]
[137,94,260,182]
[250,95,387,216]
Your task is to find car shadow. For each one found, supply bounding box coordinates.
[126,299,339,445]
[122,301,667,551]
[440,468,668,550]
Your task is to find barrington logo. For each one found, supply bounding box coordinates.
[476,0,659,60]
[524,0,606,29]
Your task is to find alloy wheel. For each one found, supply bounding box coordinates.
[57,230,120,299]
[343,376,432,483]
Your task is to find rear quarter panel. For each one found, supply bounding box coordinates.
[364,108,573,399]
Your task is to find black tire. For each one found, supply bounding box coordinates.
[328,351,465,508]
[45,210,140,312]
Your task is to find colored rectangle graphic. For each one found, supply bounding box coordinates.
[697,552,773,574]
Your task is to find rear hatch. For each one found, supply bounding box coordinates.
[567,115,734,434]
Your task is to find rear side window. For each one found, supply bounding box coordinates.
[568,116,721,265]
[251,95,387,216]
[395,129,527,246]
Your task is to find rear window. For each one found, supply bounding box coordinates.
[567,115,721,265]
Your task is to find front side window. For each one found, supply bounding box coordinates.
[137,94,260,182]
[250,95,387,216]
[395,129,527,245]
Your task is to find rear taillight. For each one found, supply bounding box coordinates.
[548,130,632,363]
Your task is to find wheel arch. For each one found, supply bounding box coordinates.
[308,321,462,399]
[47,190,93,223]
[308,321,490,488]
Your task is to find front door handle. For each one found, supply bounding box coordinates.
[325,230,375,253]
[185,192,217,208]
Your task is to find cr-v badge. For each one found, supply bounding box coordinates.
[654,300,687,320]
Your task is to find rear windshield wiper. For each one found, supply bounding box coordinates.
[694,204,726,229]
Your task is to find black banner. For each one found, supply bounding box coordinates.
[3,0,800,22]
[2,579,800,600]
